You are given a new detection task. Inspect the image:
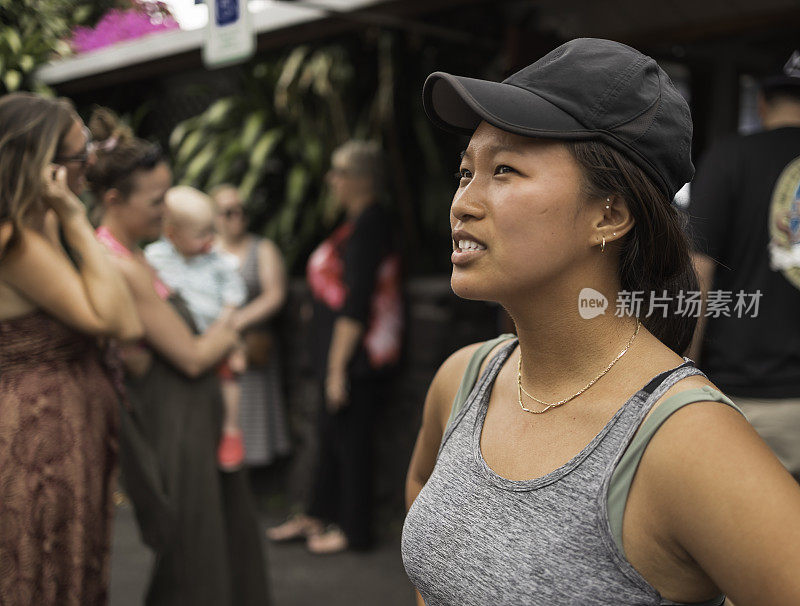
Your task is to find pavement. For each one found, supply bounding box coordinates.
[109,500,416,606]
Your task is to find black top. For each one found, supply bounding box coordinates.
[309,203,396,380]
[687,127,800,397]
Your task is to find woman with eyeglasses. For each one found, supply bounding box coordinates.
[267,140,403,554]
[0,93,142,604]
[211,185,291,469]
[86,109,269,606]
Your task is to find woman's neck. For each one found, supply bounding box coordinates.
[100,215,137,251]
[507,281,641,399]
[219,231,250,250]
[345,195,374,220]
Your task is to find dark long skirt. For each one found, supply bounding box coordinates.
[119,301,269,606]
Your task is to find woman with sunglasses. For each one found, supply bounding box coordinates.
[211,184,291,469]
[403,39,800,605]
[86,109,269,606]
[0,93,142,604]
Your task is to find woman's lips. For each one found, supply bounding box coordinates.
[451,240,487,265]
[451,247,487,265]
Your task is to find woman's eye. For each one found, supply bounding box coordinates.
[454,168,472,181]
[495,165,516,175]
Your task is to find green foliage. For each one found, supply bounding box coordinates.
[170,44,361,270]
[169,28,483,274]
[0,0,123,94]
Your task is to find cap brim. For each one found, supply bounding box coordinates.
[423,72,589,138]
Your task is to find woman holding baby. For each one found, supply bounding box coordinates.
[87,108,269,606]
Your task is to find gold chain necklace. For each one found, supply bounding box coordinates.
[517,319,641,414]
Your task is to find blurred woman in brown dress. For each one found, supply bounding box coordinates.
[0,93,142,605]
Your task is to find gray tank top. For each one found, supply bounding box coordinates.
[402,340,732,606]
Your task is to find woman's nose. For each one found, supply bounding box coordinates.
[450,181,486,224]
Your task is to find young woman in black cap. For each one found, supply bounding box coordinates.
[403,38,800,606]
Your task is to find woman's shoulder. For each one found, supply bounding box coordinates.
[254,235,281,255]
[634,362,753,492]
[110,251,160,297]
[428,336,516,415]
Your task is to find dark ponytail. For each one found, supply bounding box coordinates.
[566,140,698,355]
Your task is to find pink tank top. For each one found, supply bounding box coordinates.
[96,226,171,300]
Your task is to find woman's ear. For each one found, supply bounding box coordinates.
[595,195,634,247]
[103,188,122,208]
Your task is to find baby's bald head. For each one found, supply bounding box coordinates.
[163,186,216,257]
[165,185,215,227]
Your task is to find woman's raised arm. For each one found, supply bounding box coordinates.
[0,167,141,340]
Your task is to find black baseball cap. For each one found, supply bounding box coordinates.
[423,38,693,200]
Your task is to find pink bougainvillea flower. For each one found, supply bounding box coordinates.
[71,3,179,54]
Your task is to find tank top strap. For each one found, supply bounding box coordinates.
[248,236,260,263]
[241,236,260,274]
[602,365,740,606]
[607,384,742,551]
[439,335,518,453]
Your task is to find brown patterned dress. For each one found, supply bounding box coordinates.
[0,310,119,606]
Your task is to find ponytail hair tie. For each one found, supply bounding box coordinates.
[94,135,118,153]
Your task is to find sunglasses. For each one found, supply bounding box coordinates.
[220,206,244,219]
[53,126,95,166]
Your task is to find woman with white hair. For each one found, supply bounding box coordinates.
[268,140,403,554]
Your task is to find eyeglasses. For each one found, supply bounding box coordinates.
[328,166,358,178]
[220,206,244,219]
[53,126,95,166]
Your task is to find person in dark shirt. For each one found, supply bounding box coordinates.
[267,140,402,553]
[688,51,800,480]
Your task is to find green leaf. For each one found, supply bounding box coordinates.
[182,141,218,185]
[239,111,266,150]
[4,28,22,54]
[73,5,92,24]
[18,54,34,73]
[175,130,205,167]
[249,129,282,169]
[283,164,309,216]
[206,139,245,188]
[203,97,235,128]
[238,167,262,202]
[3,69,21,92]
[53,40,72,57]
[169,117,199,152]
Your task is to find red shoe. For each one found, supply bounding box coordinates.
[217,429,245,471]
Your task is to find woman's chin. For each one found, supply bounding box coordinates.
[450,273,492,301]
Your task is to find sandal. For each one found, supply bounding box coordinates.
[306,525,348,555]
[266,514,322,543]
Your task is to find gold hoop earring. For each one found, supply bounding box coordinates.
[601,235,606,253]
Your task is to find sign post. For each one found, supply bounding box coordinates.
[203,0,255,68]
